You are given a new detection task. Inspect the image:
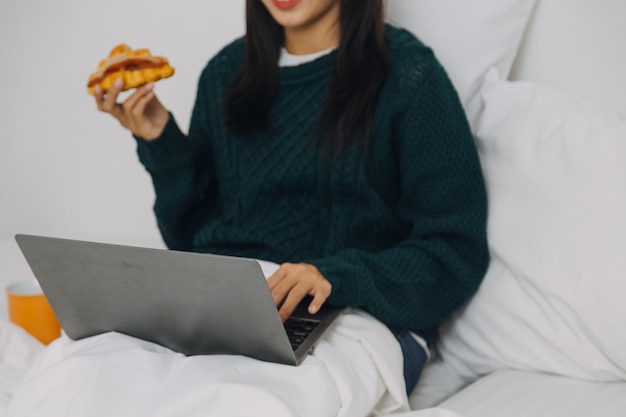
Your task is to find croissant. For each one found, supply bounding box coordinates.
[87,44,174,95]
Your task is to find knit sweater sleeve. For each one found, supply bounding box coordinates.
[311,62,489,337]
[134,68,215,251]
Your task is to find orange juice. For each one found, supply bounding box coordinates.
[7,280,61,345]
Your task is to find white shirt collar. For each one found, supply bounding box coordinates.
[279,46,337,67]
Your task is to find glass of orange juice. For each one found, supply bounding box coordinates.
[7,280,61,345]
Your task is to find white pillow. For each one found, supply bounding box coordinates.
[437,68,626,382]
[386,0,536,116]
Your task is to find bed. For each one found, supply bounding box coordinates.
[1,0,625,416]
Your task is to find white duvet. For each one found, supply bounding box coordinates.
[3,309,461,417]
[1,260,460,417]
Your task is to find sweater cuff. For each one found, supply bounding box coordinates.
[135,114,192,173]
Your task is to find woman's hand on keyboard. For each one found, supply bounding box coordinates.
[267,263,332,322]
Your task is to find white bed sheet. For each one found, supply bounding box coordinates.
[439,369,626,417]
[0,240,462,417]
[0,322,44,417]
[1,310,461,417]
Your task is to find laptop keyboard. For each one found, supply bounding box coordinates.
[284,317,320,351]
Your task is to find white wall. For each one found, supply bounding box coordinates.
[510,0,626,114]
[2,0,625,250]
[0,1,245,247]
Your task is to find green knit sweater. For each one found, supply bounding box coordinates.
[136,25,489,342]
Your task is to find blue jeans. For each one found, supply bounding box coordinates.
[392,330,429,394]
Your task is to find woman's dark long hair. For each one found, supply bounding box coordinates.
[223,0,388,156]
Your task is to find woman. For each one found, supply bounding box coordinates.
[94,0,489,394]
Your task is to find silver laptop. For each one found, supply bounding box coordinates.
[15,234,346,366]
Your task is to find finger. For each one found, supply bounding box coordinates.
[278,286,309,322]
[100,78,124,111]
[269,274,294,308]
[267,265,289,307]
[122,82,155,115]
[267,262,292,285]
[129,88,155,120]
[267,263,291,290]
[94,85,105,110]
[266,271,282,290]
[308,289,330,315]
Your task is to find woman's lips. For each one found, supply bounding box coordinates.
[272,0,300,10]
